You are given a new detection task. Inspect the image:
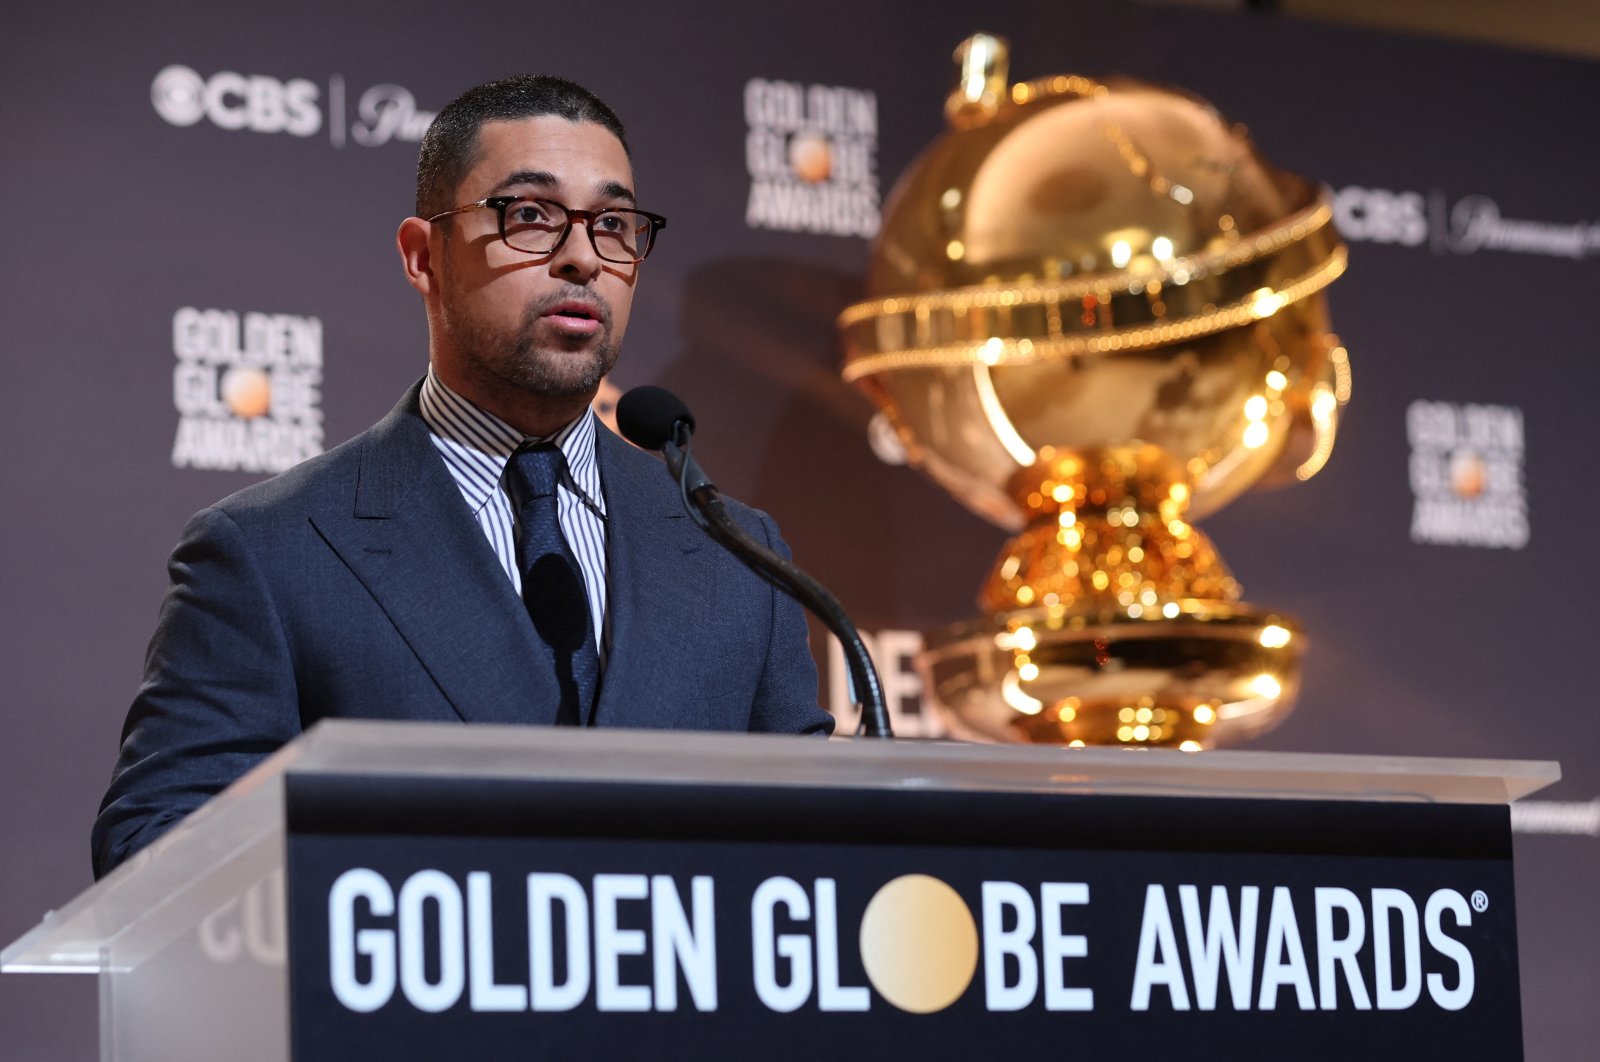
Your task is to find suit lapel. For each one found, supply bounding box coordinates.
[593,427,712,729]
[311,385,565,726]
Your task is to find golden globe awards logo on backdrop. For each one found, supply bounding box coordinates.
[825,629,945,738]
[1407,400,1528,549]
[171,307,324,474]
[744,79,880,237]
[150,65,435,148]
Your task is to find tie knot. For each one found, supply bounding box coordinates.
[507,442,567,504]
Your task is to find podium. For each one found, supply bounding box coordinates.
[3,721,1558,1060]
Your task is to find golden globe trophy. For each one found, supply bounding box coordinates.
[839,35,1351,749]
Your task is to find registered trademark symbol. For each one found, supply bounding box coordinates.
[1471,890,1489,912]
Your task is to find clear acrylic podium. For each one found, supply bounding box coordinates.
[2,721,1559,1061]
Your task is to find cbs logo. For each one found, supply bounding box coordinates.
[151,64,321,137]
[1332,185,1427,246]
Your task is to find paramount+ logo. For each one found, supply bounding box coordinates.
[151,65,434,147]
[324,869,1483,1017]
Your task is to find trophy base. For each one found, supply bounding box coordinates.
[919,603,1303,749]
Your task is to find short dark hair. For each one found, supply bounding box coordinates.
[415,74,628,218]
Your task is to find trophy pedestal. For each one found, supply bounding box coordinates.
[921,602,1302,749]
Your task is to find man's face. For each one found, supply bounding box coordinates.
[432,116,638,404]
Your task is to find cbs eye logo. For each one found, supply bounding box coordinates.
[1331,186,1427,247]
[151,64,321,137]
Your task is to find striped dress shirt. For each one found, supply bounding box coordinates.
[418,371,610,663]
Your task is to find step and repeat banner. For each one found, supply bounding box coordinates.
[1,1,1595,1057]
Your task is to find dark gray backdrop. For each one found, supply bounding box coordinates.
[2,1,1595,1057]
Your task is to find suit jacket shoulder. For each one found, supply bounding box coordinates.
[92,382,828,878]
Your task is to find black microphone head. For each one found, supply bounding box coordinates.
[616,385,695,451]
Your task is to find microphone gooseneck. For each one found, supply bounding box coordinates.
[616,386,892,739]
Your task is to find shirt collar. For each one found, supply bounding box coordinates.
[419,369,606,517]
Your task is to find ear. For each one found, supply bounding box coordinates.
[396,217,438,298]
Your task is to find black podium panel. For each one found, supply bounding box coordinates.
[286,774,1521,1061]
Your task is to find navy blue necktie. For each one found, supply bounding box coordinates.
[505,442,600,726]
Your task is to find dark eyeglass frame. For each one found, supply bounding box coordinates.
[426,195,667,264]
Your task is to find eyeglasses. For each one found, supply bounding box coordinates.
[426,196,667,264]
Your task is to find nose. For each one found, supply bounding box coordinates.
[547,217,603,281]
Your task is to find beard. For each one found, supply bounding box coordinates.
[440,284,619,402]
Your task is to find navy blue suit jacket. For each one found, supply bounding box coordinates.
[92,383,830,877]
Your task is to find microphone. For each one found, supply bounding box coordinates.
[615,386,713,495]
[616,386,892,739]
[614,385,692,450]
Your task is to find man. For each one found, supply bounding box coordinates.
[92,75,831,879]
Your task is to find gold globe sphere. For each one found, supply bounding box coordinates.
[840,35,1351,749]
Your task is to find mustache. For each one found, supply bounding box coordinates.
[525,286,614,330]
